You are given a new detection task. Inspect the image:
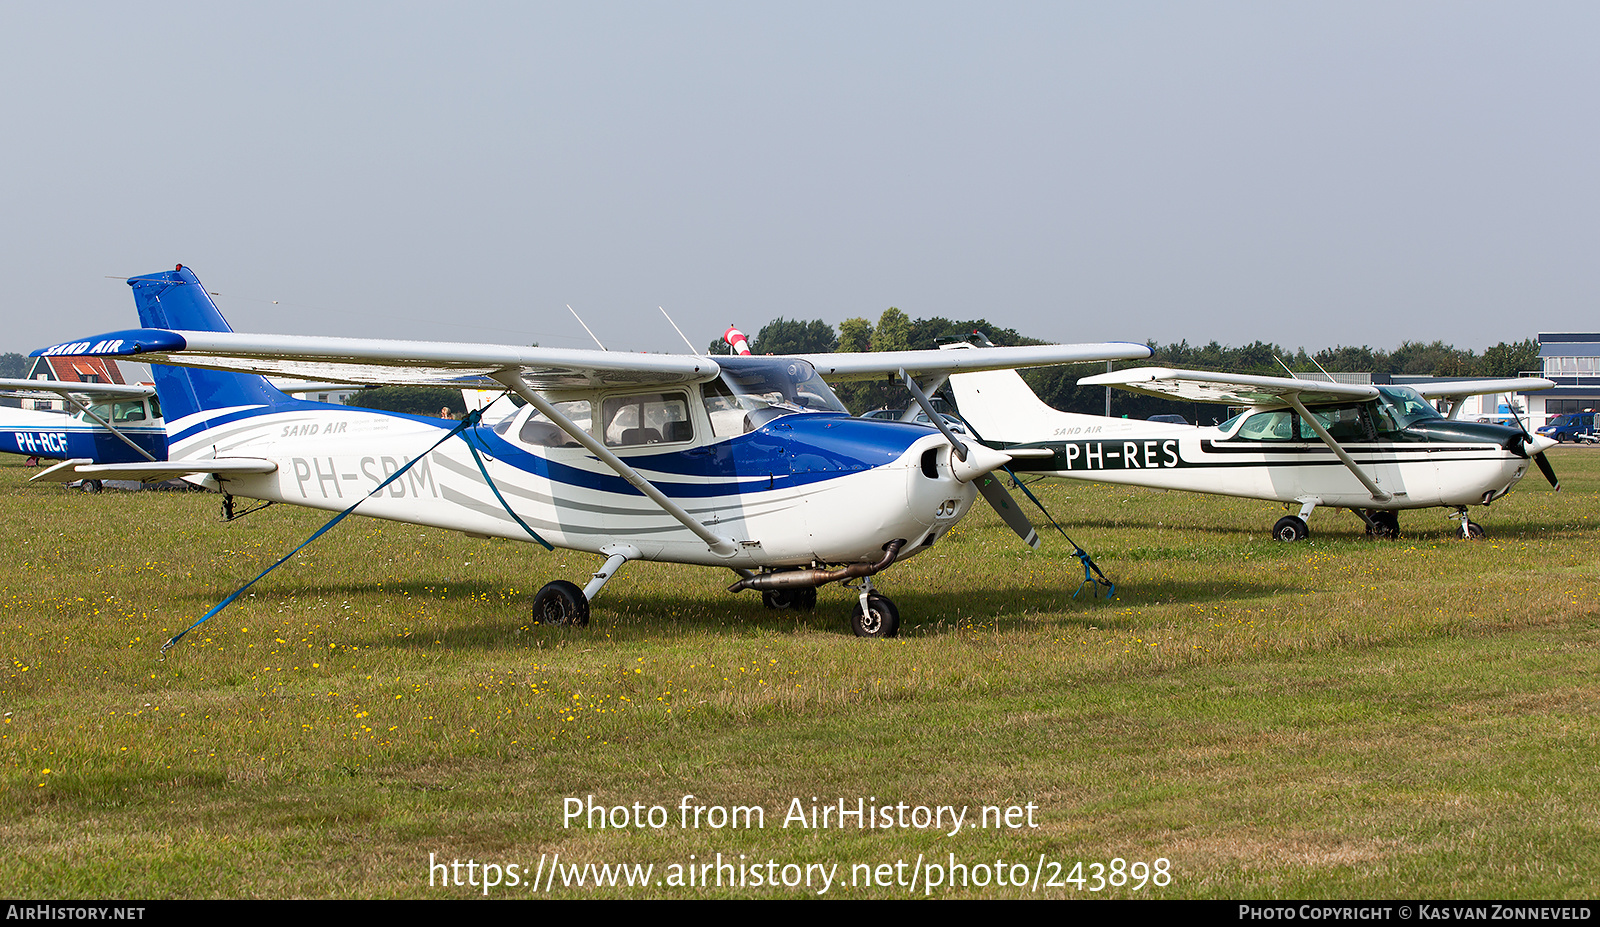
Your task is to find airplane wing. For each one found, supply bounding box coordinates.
[799,342,1152,380]
[0,378,155,401]
[29,457,278,484]
[35,329,722,390]
[1410,377,1555,401]
[1078,367,1378,407]
[36,329,1152,391]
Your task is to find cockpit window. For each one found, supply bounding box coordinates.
[1374,386,1442,434]
[704,357,849,436]
[498,400,593,447]
[1231,403,1375,442]
[76,399,152,424]
[1304,403,1372,441]
[603,392,692,447]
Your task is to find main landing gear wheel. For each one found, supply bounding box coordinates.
[762,587,818,611]
[1272,515,1309,542]
[79,479,103,494]
[532,580,589,627]
[1365,510,1400,540]
[849,593,900,639]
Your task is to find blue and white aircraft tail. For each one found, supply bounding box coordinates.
[128,265,302,429]
[32,265,1151,636]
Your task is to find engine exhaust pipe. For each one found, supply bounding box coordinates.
[728,539,905,593]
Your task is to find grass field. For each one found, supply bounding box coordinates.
[1,449,1596,898]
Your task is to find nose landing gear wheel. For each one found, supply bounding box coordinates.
[1463,520,1485,540]
[849,593,899,638]
[1272,515,1308,542]
[1365,510,1400,540]
[532,580,590,627]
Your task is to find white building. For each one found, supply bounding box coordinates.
[1532,333,1600,423]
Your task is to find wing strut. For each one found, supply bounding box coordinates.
[489,369,741,558]
[1284,394,1392,503]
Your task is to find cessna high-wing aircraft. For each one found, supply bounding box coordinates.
[0,378,167,489]
[32,266,1150,637]
[944,340,1558,542]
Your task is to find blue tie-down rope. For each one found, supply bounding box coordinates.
[1003,466,1116,600]
[161,409,551,655]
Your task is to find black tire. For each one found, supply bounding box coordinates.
[532,580,589,627]
[762,586,818,611]
[80,480,103,494]
[1557,433,1570,443]
[1464,520,1485,540]
[1365,510,1400,540]
[849,593,899,638]
[1272,515,1308,543]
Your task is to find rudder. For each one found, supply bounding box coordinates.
[128,266,294,422]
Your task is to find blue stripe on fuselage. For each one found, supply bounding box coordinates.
[0,427,167,462]
[175,405,935,500]
[471,413,933,498]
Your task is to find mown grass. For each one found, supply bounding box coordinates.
[1,450,1596,898]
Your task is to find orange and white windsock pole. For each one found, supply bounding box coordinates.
[723,326,752,355]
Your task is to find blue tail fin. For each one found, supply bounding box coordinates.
[129,265,295,422]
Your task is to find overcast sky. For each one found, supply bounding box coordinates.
[3,2,1595,357]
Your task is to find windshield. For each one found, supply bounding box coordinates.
[1374,386,1443,432]
[702,356,849,437]
[711,357,847,413]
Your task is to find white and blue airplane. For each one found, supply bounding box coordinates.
[943,338,1558,542]
[32,266,1151,637]
[0,378,167,490]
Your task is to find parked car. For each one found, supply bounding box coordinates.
[861,407,973,436]
[1537,412,1600,443]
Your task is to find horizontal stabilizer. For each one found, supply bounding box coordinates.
[29,458,278,484]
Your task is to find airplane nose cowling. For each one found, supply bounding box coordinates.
[948,443,1013,483]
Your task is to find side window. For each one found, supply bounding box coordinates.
[1234,410,1295,441]
[114,400,147,423]
[702,378,748,438]
[1304,404,1371,441]
[1372,401,1403,436]
[602,392,693,447]
[516,400,592,448]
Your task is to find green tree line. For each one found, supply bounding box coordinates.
[718,313,1541,421]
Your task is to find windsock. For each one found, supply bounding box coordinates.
[723,326,752,355]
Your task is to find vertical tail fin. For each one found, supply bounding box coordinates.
[129,265,294,422]
[949,366,1083,442]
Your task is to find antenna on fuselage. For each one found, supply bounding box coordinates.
[568,305,607,351]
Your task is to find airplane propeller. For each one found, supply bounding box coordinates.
[899,370,1040,548]
[1505,404,1560,491]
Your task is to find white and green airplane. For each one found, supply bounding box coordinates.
[944,340,1558,542]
